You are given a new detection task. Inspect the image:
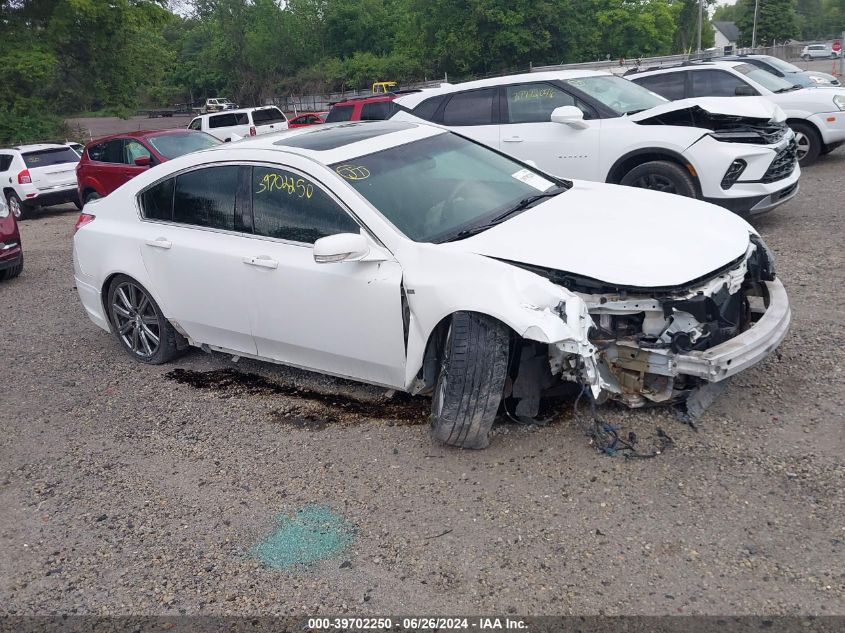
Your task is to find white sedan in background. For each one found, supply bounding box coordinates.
[73,121,790,449]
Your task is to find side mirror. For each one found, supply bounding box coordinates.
[735,85,757,96]
[313,233,370,264]
[550,105,588,129]
[134,156,151,167]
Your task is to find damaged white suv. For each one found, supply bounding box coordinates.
[392,71,800,216]
[73,121,790,449]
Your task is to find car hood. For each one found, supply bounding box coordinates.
[628,95,786,123]
[445,181,752,289]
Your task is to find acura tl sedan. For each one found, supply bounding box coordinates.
[73,121,791,449]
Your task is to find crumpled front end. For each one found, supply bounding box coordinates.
[510,235,790,410]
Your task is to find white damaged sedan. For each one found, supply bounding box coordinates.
[73,121,790,449]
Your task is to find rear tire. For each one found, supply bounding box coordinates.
[619,160,697,198]
[0,255,23,281]
[106,275,180,365]
[791,121,822,166]
[6,192,25,220]
[430,312,510,449]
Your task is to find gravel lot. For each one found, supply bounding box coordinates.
[1,149,844,617]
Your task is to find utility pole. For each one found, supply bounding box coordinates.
[751,0,761,49]
[697,0,703,54]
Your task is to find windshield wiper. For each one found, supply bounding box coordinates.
[774,85,802,93]
[624,108,648,115]
[444,186,567,242]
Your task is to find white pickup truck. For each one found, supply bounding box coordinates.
[195,98,237,114]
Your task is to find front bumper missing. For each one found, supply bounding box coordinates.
[598,278,790,395]
[674,279,790,381]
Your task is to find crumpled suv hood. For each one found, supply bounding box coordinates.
[446,180,752,289]
[628,95,787,124]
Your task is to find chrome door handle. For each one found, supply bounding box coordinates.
[145,238,172,249]
[503,137,523,143]
[243,255,278,269]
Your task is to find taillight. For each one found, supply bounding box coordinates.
[249,126,256,136]
[17,169,31,184]
[74,213,95,233]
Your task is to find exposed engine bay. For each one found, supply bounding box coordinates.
[505,235,778,414]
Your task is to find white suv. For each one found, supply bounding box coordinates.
[188,106,289,142]
[801,44,840,60]
[629,60,845,165]
[0,143,81,219]
[393,70,799,216]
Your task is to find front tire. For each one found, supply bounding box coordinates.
[0,255,23,281]
[791,121,822,166]
[619,160,697,198]
[107,275,179,364]
[430,312,510,449]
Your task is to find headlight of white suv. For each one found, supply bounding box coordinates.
[833,94,845,110]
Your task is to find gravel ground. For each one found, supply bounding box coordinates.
[1,151,844,617]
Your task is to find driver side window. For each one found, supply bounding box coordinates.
[251,166,359,244]
[124,141,151,164]
[505,82,586,123]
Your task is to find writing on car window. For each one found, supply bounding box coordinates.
[256,171,314,199]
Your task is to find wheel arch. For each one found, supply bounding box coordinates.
[606,148,702,197]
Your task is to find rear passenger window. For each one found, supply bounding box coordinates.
[326,105,354,122]
[633,73,687,100]
[89,139,124,163]
[360,101,396,120]
[173,166,238,230]
[140,178,175,221]
[188,119,202,130]
[690,70,751,97]
[251,166,359,243]
[412,96,445,121]
[0,154,12,171]
[209,113,236,128]
[442,88,496,126]
[251,107,286,124]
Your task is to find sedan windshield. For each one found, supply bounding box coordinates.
[147,132,220,159]
[734,63,798,93]
[563,75,667,115]
[331,133,567,243]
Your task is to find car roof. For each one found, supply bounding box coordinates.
[85,129,202,146]
[393,69,611,107]
[206,120,445,164]
[331,94,399,106]
[1,143,71,153]
[197,105,280,118]
[632,60,743,76]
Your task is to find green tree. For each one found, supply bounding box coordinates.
[735,0,799,46]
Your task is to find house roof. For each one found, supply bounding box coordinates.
[713,21,740,43]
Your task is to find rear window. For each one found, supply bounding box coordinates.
[326,105,354,122]
[441,89,496,126]
[412,96,445,121]
[251,107,286,124]
[22,147,79,168]
[360,101,397,120]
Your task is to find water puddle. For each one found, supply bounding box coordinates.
[251,505,354,570]
[165,367,428,428]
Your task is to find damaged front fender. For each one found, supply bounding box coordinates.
[398,244,601,393]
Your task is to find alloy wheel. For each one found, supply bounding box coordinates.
[630,173,677,194]
[8,195,21,219]
[794,131,810,162]
[110,281,161,359]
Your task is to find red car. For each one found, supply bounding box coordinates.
[0,198,23,281]
[76,129,220,203]
[324,95,401,122]
[288,112,327,128]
